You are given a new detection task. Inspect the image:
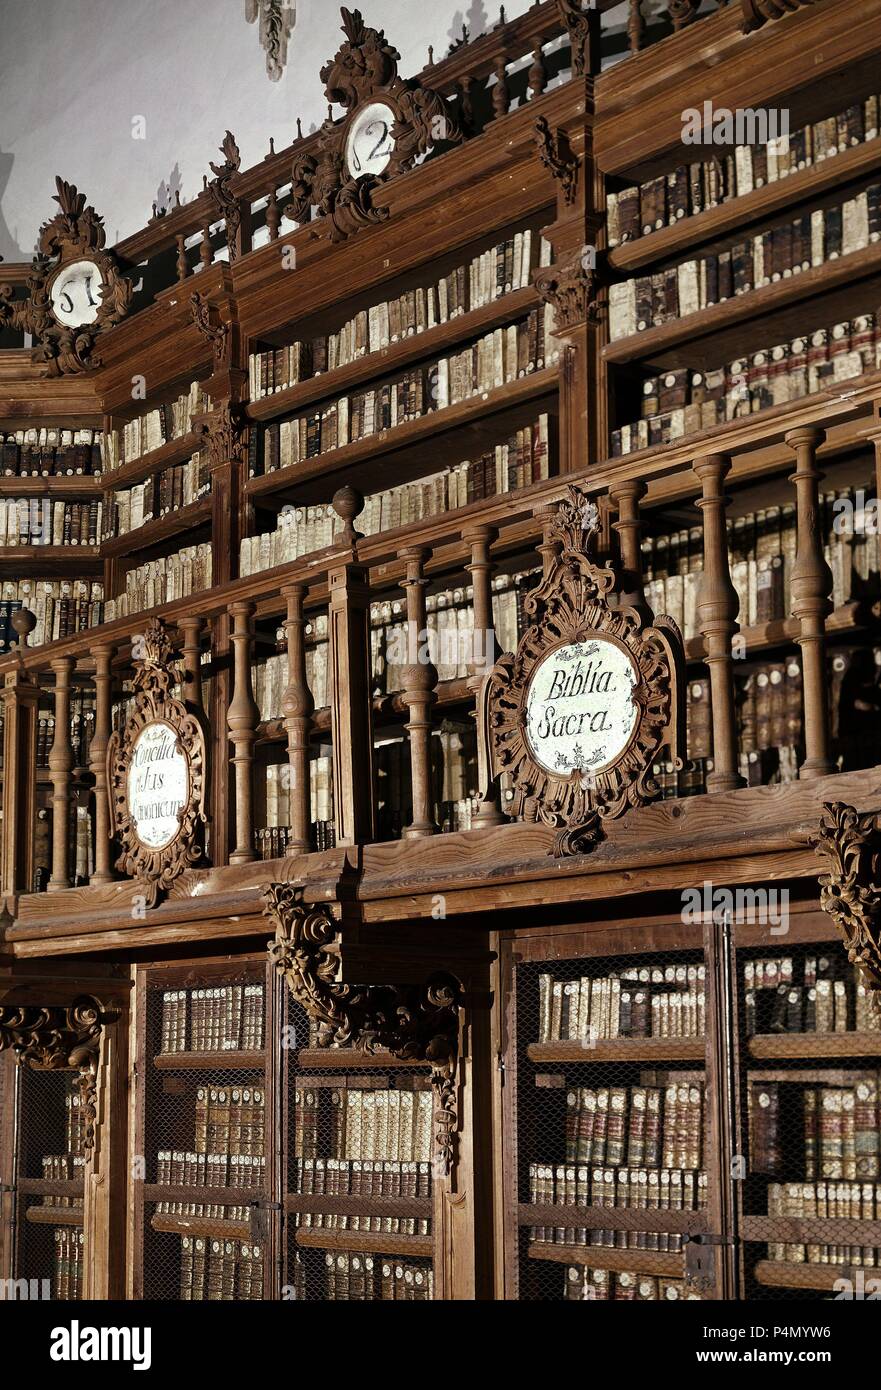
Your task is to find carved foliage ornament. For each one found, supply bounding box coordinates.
[286,7,462,243]
[264,883,461,1172]
[208,132,243,261]
[0,997,103,1070]
[741,0,819,33]
[480,487,684,856]
[0,178,131,375]
[810,802,881,1012]
[556,0,593,77]
[190,291,229,370]
[534,255,599,331]
[199,401,245,471]
[534,117,579,207]
[106,619,207,907]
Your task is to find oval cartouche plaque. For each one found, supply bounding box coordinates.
[524,637,639,777]
[127,721,189,849]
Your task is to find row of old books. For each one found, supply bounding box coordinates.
[0,498,102,547]
[39,1156,85,1206]
[749,1076,881,1179]
[255,820,337,857]
[743,955,881,1036]
[607,95,881,248]
[295,1157,431,1208]
[314,1252,432,1301]
[239,419,552,579]
[260,758,334,839]
[609,184,881,340]
[248,230,551,398]
[0,579,104,650]
[194,1086,266,1156]
[610,315,881,458]
[53,1229,85,1300]
[159,984,265,1053]
[564,1266,700,1300]
[252,618,329,715]
[0,427,102,477]
[766,1181,881,1265]
[103,541,212,622]
[538,965,707,1042]
[528,1165,708,1249]
[155,1151,266,1219]
[101,381,209,472]
[179,1237,264,1300]
[103,457,209,539]
[253,311,558,476]
[293,1085,434,1164]
[564,1084,705,1172]
[372,725,481,840]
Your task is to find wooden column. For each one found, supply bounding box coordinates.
[401,546,438,839]
[227,601,259,864]
[281,583,314,855]
[178,615,203,713]
[82,1015,129,1298]
[47,655,75,891]
[464,525,503,829]
[328,559,375,847]
[89,643,114,884]
[1,611,39,906]
[787,426,835,778]
[610,478,650,621]
[694,455,745,793]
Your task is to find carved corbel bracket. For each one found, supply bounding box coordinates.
[810,802,881,1012]
[190,291,230,371]
[263,882,462,1172]
[534,253,600,332]
[198,400,246,470]
[0,995,108,1155]
[534,117,579,207]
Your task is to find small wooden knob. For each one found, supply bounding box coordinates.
[333,485,365,545]
[11,607,37,649]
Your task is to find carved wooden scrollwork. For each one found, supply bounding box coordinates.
[190,291,229,370]
[106,618,208,907]
[0,178,131,376]
[285,7,462,243]
[741,0,819,32]
[534,254,599,330]
[264,882,462,1172]
[0,997,103,1070]
[207,132,243,261]
[534,117,579,207]
[810,802,881,1013]
[480,487,685,856]
[198,401,245,470]
[245,0,296,81]
[557,0,593,76]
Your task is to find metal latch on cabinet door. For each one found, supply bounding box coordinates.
[684,1234,731,1290]
[249,1198,282,1241]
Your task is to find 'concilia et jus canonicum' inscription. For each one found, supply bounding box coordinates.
[524,638,640,777]
[127,721,188,849]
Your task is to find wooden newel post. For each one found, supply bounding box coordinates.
[47,654,75,891]
[282,583,314,855]
[89,644,115,884]
[694,454,745,793]
[178,616,203,714]
[786,426,835,778]
[1,610,39,904]
[464,525,504,828]
[610,478,650,621]
[401,546,438,839]
[227,600,259,863]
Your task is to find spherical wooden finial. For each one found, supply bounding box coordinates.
[332,485,364,545]
[11,607,37,649]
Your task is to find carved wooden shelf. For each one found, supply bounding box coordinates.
[295,1228,432,1257]
[152,1049,265,1070]
[18,1178,85,1198]
[101,496,212,560]
[285,1193,432,1218]
[247,285,541,423]
[517,1203,709,1236]
[0,475,101,497]
[527,1037,706,1064]
[99,430,202,492]
[608,138,881,275]
[0,546,101,577]
[150,1213,251,1240]
[743,1216,881,1244]
[295,1048,430,1070]
[747,1031,881,1060]
[244,366,559,499]
[603,241,881,365]
[527,1241,685,1276]
[25,1205,84,1227]
[753,1258,867,1290]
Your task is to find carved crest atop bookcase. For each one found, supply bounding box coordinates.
[107,619,207,907]
[0,177,131,376]
[480,487,686,856]
[286,6,462,242]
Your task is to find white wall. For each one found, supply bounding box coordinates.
[0,0,536,260]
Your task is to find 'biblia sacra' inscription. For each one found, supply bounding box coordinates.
[127,721,188,849]
[524,638,639,778]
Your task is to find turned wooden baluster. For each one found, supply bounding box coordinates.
[175,234,188,283]
[492,56,509,119]
[458,76,474,134]
[528,44,546,99]
[281,583,314,855]
[464,525,504,828]
[178,615,203,713]
[199,225,213,270]
[266,187,281,242]
[628,0,645,52]
[89,643,114,884]
[610,478,651,623]
[401,546,438,838]
[47,655,75,891]
[1,610,39,902]
[786,426,835,778]
[694,455,745,793]
[227,601,259,863]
